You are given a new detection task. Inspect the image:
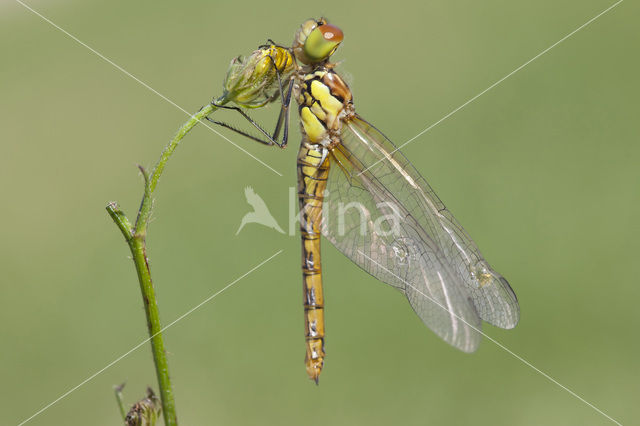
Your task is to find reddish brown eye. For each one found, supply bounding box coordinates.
[302,22,343,62]
[318,24,343,43]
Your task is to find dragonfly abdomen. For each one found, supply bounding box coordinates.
[293,61,353,383]
[297,145,330,383]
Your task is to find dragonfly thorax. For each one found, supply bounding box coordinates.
[296,68,353,147]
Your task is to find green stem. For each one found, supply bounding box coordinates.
[128,232,171,424]
[135,102,220,236]
[107,101,223,426]
[114,383,127,421]
[106,202,134,240]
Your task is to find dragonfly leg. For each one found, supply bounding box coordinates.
[204,116,278,146]
[257,39,277,49]
[258,39,291,51]
[270,75,294,148]
[206,102,282,146]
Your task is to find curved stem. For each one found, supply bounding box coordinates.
[107,100,224,426]
[135,102,220,236]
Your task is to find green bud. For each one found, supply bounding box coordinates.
[222,46,294,108]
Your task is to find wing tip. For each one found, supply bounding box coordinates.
[476,275,520,329]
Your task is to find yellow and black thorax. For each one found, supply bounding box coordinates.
[296,67,353,146]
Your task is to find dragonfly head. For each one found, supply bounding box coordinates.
[293,18,343,65]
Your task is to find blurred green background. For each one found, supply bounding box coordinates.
[1,0,637,425]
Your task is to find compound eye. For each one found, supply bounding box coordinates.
[318,24,343,43]
[303,24,343,62]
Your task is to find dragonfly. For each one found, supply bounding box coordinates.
[207,18,520,383]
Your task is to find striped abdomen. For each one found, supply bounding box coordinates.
[295,67,352,382]
[297,145,330,383]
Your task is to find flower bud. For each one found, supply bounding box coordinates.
[222,45,295,108]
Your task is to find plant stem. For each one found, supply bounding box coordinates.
[107,101,222,426]
[136,102,220,236]
[114,383,127,421]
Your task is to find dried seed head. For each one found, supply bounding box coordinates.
[124,388,162,426]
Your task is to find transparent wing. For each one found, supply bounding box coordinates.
[322,132,481,352]
[323,115,519,333]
